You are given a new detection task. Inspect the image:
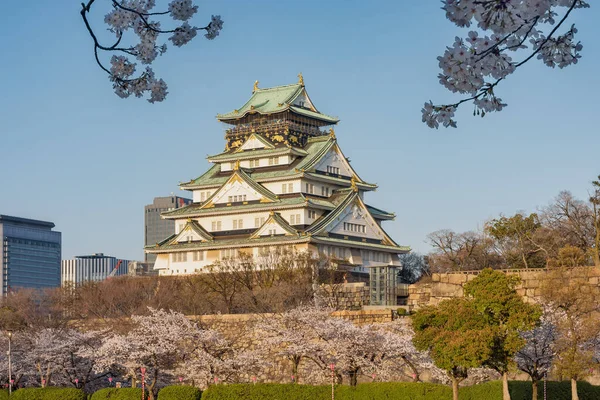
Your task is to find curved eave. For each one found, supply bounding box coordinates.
[311,236,410,253]
[145,236,312,253]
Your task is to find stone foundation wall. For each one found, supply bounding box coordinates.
[317,282,370,310]
[408,267,600,309]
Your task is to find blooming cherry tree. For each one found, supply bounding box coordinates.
[255,306,332,383]
[90,308,204,399]
[80,0,223,102]
[374,319,448,383]
[515,319,556,400]
[423,0,590,128]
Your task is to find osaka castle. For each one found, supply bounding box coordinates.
[145,75,409,280]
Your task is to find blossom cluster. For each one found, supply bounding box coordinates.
[89,0,223,102]
[424,0,589,128]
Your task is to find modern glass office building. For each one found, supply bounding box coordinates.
[0,215,62,294]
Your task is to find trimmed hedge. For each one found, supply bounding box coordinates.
[509,380,600,400]
[90,388,145,400]
[10,387,86,400]
[201,381,600,400]
[202,382,453,400]
[158,385,202,400]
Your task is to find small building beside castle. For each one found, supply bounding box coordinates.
[145,77,409,300]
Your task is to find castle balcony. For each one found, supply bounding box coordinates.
[225,120,328,139]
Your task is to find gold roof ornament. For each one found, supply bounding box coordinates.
[253,80,259,93]
[351,176,358,192]
[269,210,275,216]
[298,73,304,86]
[329,127,336,139]
[233,159,240,170]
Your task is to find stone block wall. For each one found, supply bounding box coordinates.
[317,282,370,310]
[407,267,600,310]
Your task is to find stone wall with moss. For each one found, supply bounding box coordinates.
[407,267,600,310]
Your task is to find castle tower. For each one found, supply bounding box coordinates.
[145,77,409,288]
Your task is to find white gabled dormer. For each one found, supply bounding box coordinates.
[250,212,298,238]
[200,166,278,208]
[237,133,275,151]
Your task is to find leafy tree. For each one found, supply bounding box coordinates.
[486,213,545,269]
[463,269,541,400]
[547,245,588,268]
[423,1,590,128]
[412,298,493,400]
[398,253,430,283]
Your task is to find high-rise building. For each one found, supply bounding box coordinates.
[61,253,130,286]
[144,196,192,263]
[0,215,62,295]
[145,77,409,300]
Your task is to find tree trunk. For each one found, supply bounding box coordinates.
[451,378,459,400]
[349,369,358,387]
[571,378,579,400]
[532,379,538,400]
[502,371,511,400]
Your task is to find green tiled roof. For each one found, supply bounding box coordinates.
[161,195,309,219]
[146,233,409,254]
[207,146,307,163]
[366,205,395,220]
[217,83,339,124]
[182,137,335,189]
[312,236,411,252]
[307,191,358,235]
[146,234,312,253]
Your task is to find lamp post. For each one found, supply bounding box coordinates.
[7,331,12,396]
[329,363,335,400]
[140,367,146,400]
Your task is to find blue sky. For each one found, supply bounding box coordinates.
[0,1,598,260]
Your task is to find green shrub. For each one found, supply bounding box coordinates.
[90,388,145,400]
[460,381,502,400]
[10,387,86,400]
[157,385,201,400]
[396,308,408,316]
[0,390,8,400]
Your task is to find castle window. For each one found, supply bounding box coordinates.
[268,157,279,166]
[192,251,204,261]
[172,252,187,263]
[308,210,317,219]
[220,248,237,259]
[326,166,340,175]
[255,217,265,228]
[233,219,243,229]
[344,222,365,233]
[305,183,314,194]
[249,159,259,168]
[290,215,295,224]
[281,183,287,194]
[211,221,222,231]
[288,183,293,193]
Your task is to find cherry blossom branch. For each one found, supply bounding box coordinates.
[423,0,588,128]
[81,0,223,103]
